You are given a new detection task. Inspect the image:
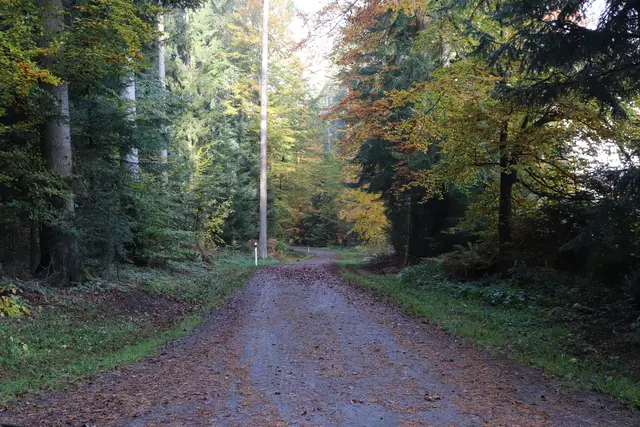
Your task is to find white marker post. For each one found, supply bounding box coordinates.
[254,242,258,266]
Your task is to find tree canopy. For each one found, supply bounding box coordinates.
[0,0,639,306]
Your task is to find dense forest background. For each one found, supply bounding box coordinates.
[326,0,640,304]
[0,0,364,285]
[0,0,639,304]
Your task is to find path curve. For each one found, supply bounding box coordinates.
[2,249,638,426]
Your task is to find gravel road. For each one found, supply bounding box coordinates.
[2,249,639,426]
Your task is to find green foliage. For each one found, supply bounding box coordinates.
[298,153,344,246]
[492,0,640,117]
[333,5,470,258]
[0,147,66,222]
[274,239,287,253]
[0,0,58,132]
[333,0,640,308]
[169,0,315,246]
[0,336,30,367]
[401,262,530,306]
[0,284,31,318]
[505,167,640,299]
[442,242,498,281]
[58,0,155,80]
[1,0,332,279]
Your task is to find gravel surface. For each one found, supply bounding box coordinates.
[2,249,639,426]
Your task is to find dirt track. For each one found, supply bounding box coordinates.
[2,249,639,426]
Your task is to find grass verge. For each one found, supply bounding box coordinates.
[0,250,256,404]
[339,261,640,408]
[276,248,314,263]
[331,247,370,265]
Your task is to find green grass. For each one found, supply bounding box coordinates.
[0,251,255,403]
[0,315,203,401]
[339,262,640,408]
[330,247,369,265]
[133,252,257,306]
[277,248,314,263]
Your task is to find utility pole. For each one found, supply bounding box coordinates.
[259,0,269,259]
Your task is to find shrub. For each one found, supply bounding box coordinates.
[0,284,31,318]
[442,242,498,281]
[399,260,445,287]
[274,239,287,253]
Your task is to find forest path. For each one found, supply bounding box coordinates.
[3,249,639,426]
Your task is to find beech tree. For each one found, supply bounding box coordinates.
[330,0,640,284]
[37,0,80,282]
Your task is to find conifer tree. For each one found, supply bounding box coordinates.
[493,0,640,116]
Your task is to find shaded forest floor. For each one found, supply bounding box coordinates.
[336,252,640,409]
[0,251,262,404]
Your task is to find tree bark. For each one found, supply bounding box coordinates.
[121,72,139,178]
[158,4,166,90]
[38,0,82,285]
[158,2,169,185]
[498,122,516,267]
[404,193,411,266]
[30,220,40,274]
[259,0,269,259]
[441,36,452,67]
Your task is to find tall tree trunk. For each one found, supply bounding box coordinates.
[185,10,194,70]
[158,4,166,90]
[498,122,516,268]
[259,0,270,259]
[158,3,169,185]
[38,0,81,284]
[30,220,40,274]
[440,36,452,67]
[121,71,139,178]
[404,193,412,266]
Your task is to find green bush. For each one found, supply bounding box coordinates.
[275,239,287,253]
[399,261,445,287]
[0,284,31,318]
[442,242,498,281]
[400,261,532,307]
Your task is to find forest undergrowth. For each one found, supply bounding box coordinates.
[0,250,260,404]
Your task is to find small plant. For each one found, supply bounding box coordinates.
[0,284,31,318]
[0,336,30,367]
[456,283,529,307]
